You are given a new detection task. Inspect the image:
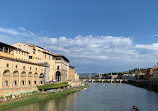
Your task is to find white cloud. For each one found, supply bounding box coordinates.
[135,43,158,50]
[0,27,36,38]
[0,26,158,72]
[38,35,136,61]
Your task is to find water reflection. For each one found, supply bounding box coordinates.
[4,92,78,111]
[4,83,158,111]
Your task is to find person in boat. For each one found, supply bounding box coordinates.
[131,106,140,111]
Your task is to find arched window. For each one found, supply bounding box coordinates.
[28,72,32,76]
[34,73,38,77]
[21,71,26,77]
[40,81,43,84]
[39,73,44,78]
[3,70,10,75]
[13,71,19,76]
[56,71,61,81]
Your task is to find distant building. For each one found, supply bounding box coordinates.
[74,72,79,81]
[110,74,118,79]
[153,69,158,80]
[68,66,79,81]
[99,74,103,78]
[122,74,136,80]
[145,66,157,80]
[152,66,158,81]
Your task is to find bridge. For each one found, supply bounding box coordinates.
[82,78,128,83]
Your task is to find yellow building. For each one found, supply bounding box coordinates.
[54,55,70,81]
[13,43,77,82]
[69,66,79,81]
[74,72,79,81]
[0,41,80,96]
[13,43,56,82]
[0,42,45,97]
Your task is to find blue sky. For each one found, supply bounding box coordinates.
[0,0,158,73]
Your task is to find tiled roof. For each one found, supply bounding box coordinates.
[55,55,69,62]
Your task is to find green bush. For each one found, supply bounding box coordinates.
[37,82,69,90]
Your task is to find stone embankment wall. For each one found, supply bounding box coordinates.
[0,87,38,97]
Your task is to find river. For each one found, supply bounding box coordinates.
[4,83,158,111]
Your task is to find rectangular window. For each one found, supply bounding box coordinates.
[57,66,59,70]
[29,56,32,59]
[6,63,9,67]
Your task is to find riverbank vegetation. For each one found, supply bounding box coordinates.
[127,80,158,92]
[37,82,69,90]
[0,83,89,111]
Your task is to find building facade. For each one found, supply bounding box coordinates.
[13,43,56,82]
[0,42,45,97]
[68,66,79,81]
[12,43,79,82]
[0,41,79,97]
[145,66,157,80]
[55,55,69,81]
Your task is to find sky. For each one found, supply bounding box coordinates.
[0,0,158,73]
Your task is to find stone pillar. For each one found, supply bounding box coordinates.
[3,47,5,52]
[9,70,13,88]
[32,75,34,86]
[37,75,39,86]
[0,75,2,89]
[8,48,9,53]
[25,74,28,87]
[18,72,21,88]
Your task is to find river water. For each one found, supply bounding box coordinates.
[4,83,158,111]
